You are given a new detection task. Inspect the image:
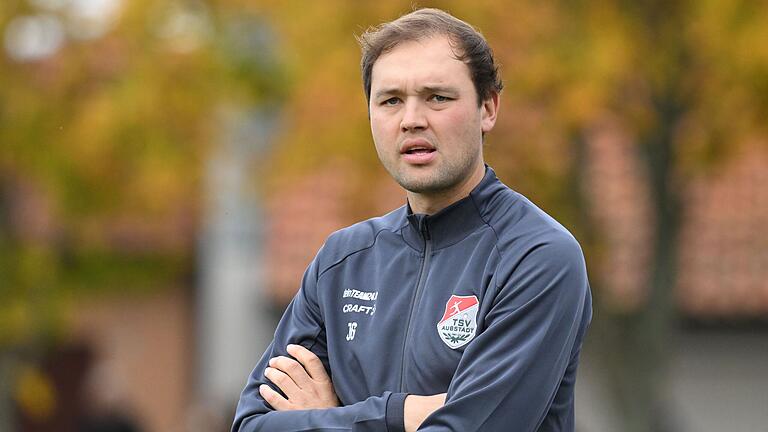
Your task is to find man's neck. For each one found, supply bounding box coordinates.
[407,164,486,215]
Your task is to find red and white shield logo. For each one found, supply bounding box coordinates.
[436,294,479,349]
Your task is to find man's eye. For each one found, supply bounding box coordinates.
[430,95,450,103]
[382,98,400,106]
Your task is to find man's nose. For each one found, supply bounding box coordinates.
[400,99,428,132]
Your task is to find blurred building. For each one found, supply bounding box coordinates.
[268,142,768,320]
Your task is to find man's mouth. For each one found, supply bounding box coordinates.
[400,139,436,155]
[404,147,435,155]
[400,139,437,164]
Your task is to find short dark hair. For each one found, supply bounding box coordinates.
[357,8,503,106]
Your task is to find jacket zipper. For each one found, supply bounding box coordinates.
[399,218,432,392]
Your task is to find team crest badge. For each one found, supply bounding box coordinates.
[436,294,479,349]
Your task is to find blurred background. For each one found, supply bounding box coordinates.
[1,0,767,431]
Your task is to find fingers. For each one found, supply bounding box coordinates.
[264,366,301,396]
[263,345,340,411]
[269,355,312,389]
[287,344,330,382]
[259,384,290,410]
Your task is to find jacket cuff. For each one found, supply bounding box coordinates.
[385,392,407,432]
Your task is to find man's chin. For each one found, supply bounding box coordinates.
[396,176,454,195]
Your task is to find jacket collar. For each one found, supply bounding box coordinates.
[402,166,499,252]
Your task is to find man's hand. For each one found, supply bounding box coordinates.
[404,393,446,432]
[259,344,340,411]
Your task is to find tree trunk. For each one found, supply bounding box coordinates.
[604,87,685,432]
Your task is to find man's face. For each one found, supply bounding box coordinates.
[369,35,498,195]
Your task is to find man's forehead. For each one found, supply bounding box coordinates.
[370,36,470,88]
[375,36,462,67]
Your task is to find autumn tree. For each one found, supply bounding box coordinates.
[0,0,283,426]
[483,1,768,430]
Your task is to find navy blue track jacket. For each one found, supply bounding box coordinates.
[233,166,592,431]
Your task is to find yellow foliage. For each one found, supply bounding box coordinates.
[14,365,57,421]
[0,300,31,346]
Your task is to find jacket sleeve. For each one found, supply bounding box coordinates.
[231,250,407,432]
[419,234,592,432]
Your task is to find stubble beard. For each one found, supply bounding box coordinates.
[385,149,481,196]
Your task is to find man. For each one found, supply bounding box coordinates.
[233,8,591,432]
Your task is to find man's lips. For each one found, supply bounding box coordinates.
[400,139,436,164]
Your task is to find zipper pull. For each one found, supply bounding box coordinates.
[420,218,431,241]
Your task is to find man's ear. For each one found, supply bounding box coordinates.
[480,92,500,134]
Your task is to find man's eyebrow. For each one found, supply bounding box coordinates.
[373,87,401,99]
[373,85,459,99]
[418,85,458,95]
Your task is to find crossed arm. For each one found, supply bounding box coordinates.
[262,344,445,432]
[234,237,591,431]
